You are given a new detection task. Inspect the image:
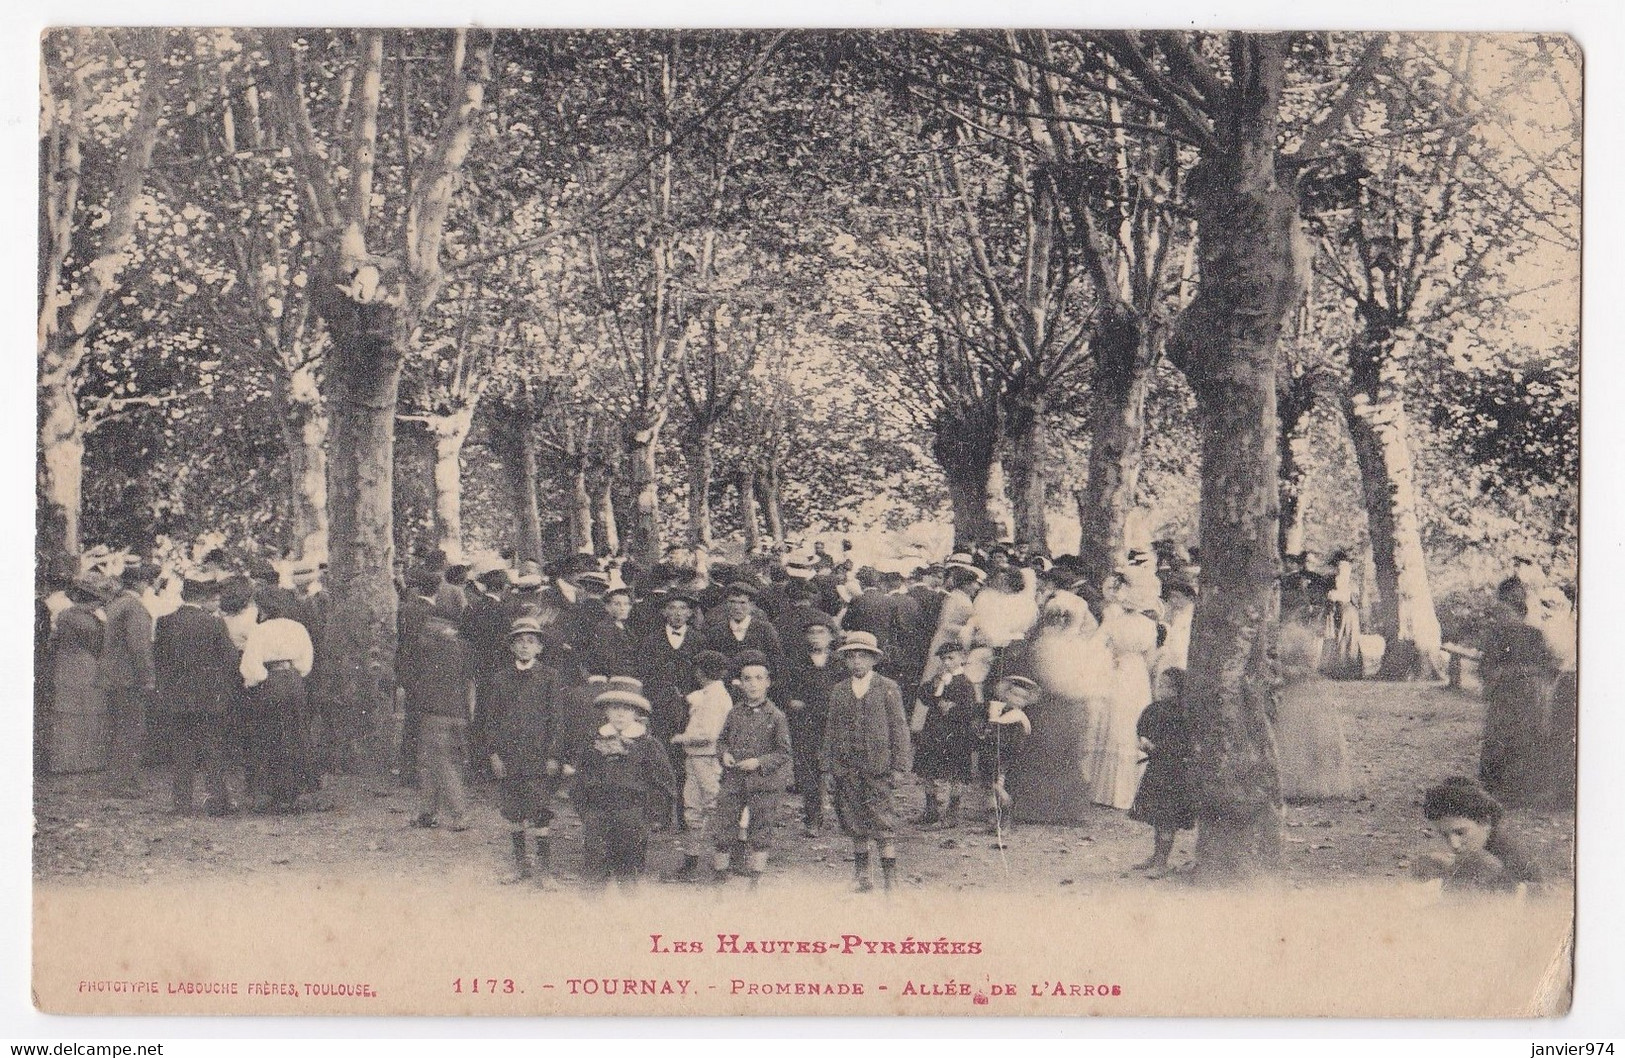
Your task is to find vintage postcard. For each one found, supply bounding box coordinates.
[31,26,1579,1017]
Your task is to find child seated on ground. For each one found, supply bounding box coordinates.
[1413,776,1544,893]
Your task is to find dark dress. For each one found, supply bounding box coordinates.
[912,674,980,783]
[1477,615,1561,808]
[1128,696,1195,832]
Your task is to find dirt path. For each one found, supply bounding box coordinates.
[33,680,1574,892]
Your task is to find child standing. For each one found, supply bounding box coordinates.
[1128,669,1193,876]
[910,641,980,828]
[822,631,912,892]
[570,679,677,891]
[484,617,561,885]
[710,649,793,887]
[665,650,733,882]
[978,673,1035,836]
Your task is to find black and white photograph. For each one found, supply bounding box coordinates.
[24,21,1590,1020]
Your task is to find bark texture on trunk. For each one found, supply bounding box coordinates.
[1003,400,1050,552]
[275,370,330,562]
[625,421,661,563]
[1077,315,1153,581]
[38,370,84,559]
[569,458,594,556]
[319,304,402,774]
[681,427,715,549]
[594,471,620,557]
[931,402,1001,549]
[425,409,474,564]
[740,466,761,553]
[1343,371,1443,680]
[511,417,544,565]
[758,463,784,548]
[1165,35,1302,881]
[1277,371,1315,560]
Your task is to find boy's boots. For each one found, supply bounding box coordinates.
[510,831,533,881]
[913,787,941,827]
[709,851,731,885]
[747,850,768,890]
[853,850,874,893]
[880,856,898,892]
[944,793,962,828]
[534,831,552,875]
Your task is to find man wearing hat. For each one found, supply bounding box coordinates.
[461,554,514,681]
[99,562,158,797]
[395,566,444,787]
[709,650,792,887]
[779,612,842,836]
[821,630,912,892]
[570,677,677,890]
[636,590,700,781]
[919,556,985,686]
[402,595,474,831]
[483,616,563,885]
[699,580,785,674]
[152,575,240,815]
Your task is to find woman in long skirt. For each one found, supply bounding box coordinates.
[1082,574,1158,811]
[239,593,316,813]
[48,577,109,774]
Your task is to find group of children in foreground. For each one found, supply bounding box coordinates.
[480,613,1048,892]
[478,611,1546,895]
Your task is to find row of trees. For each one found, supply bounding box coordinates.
[39,29,1578,873]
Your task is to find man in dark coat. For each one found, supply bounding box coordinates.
[395,566,441,787]
[99,563,157,797]
[779,613,841,835]
[839,568,895,651]
[699,581,785,673]
[153,576,240,815]
[635,591,699,777]
[585,587,639,678]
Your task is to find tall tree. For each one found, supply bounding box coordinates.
[264,28,493,770]
[38,29,170,559]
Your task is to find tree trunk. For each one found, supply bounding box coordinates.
[759,463,785,548]
[275,371,330,563]
[1343,372,1444,680]
[428,411,473,564]
[1165,34,1301,881]
[318,304,402,775]
[681,426,715,549]
[37,362,84,558]
[740,466,761,553]
[392,418,437,563]
[511,416,544,565]
[1003,399,1050,552]
[570,458,594,556]
[1077,317,1153,581]
[1277,372,1313,560]
[625,419,662,563]
[594,470,620,558]
[931,404,1000,549]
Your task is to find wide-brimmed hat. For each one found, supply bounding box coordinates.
[468,553,508,579]
[943,553,987,581]
[593,687,651,713]
[595,674,650,712]
[836,630,884,656]
[512,560,544,589]
[574,569,610,589]
[784,557,817,580]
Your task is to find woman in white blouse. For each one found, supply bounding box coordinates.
[239,593,315,813]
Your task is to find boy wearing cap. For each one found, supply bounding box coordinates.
[571,680,677,890]
[709,650,793,886]
[664,649,733,881]
[910,641,980,828]
[402,597,475,831]
[822,631,912,892]
[484,617,562,884]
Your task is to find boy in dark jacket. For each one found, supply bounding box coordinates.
[571,679,677,891]
[484,617,562,885]
[710,649,793,887]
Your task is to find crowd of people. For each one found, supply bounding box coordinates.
[31,535,1572,894]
